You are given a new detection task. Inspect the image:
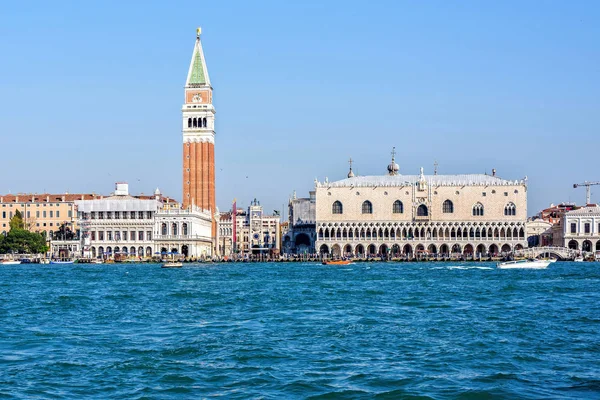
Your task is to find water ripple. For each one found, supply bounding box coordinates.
[0,261,599,398]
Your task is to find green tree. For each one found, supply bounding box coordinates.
[9,210,24,231]
[0,230,48,254]
[0,211,48,254]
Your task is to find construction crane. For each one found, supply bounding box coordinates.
[573,181,600,205]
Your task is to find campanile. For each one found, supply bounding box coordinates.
[182,27,216,235]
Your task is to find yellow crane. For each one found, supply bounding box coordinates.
[573,181,600,204]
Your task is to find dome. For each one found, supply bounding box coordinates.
[387,162,399,175]
[154,187,161,196]
[347,168,355,178]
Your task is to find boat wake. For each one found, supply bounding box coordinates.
[443,265,494,270]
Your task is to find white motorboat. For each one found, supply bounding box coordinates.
[161,261,183,269]
[0,260,21,265]
[574,256,584,262]
[497,259,551,269]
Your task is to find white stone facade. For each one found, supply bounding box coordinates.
[77,194,157,259]
[154,206,213,258]
[77,183,213,259]
[315,168,528,257]
[557,205,600,253]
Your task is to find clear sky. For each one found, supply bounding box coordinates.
[1,1,598,216]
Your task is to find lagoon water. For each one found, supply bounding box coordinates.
[1,261,599,399]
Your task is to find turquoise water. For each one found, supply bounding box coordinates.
[1,262,599,399]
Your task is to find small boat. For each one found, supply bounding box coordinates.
[497,259,550,269]
[0,260,21,265]
[50,260,75,265]
[574,256,584,262]
[39,259,50,265]
[161,261,183,268]
[91,259,104,264]
[322,260,351,266]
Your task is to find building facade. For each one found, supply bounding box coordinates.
[555,205,600,252]
[77,184,158,259]
[77,183,213,259]
[0,193,96,237]
[526,218,553,247]
[282,191,317,254]
[216,199,281,257]
[182,28,217,244]
[154,205,213,258]
[315,157,528,257]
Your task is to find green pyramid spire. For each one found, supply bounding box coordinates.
[186,29,211,88]
[189,50,206,85]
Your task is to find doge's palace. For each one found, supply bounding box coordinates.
[315,151,528,257]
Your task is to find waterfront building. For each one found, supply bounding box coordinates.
[529,202,581,247]
[315,153,528,257]
[216,199,280,257]
[77,183,159,259]
[216,211,234,257]
[554,205,600,252]
[526,218,553,247]
[77,183,213,259]
[182,28,217,246]
[154,192,213,258]
[282,191,316,254]
[0,193,95,237]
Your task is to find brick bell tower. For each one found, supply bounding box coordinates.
[182,27,216,237]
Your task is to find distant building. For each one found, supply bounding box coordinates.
[282,191,316,254]
[526,218,553,247]
[0,193,96,238]
[554,205,600,252]
[216,199,280,257]
[539,203,579,224]
[315,152,528,257]
[527,202,581,247]
[77,183,212,259]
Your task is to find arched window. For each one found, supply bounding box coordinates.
[193,118,197,128]
[172,223,178,236]
[182,223,188,236]
[161,223,167,235]
[417,204,428,216]
[472,202,484,216]
[332,201,343,214]
[393,200,403,214]
[362,200,373,214]
[442,200,454,213]
[203,117,207,127]
[504,202,516,216]
[187,118,192,128]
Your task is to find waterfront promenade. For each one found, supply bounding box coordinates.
[1,261,599,398]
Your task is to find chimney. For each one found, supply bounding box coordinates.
[15,196,18,203]
[492,169,496,177]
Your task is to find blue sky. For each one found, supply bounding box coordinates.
[1,1,598,216]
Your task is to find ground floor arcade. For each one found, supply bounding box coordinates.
[316,241,526,258]
[566,238,600,253]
